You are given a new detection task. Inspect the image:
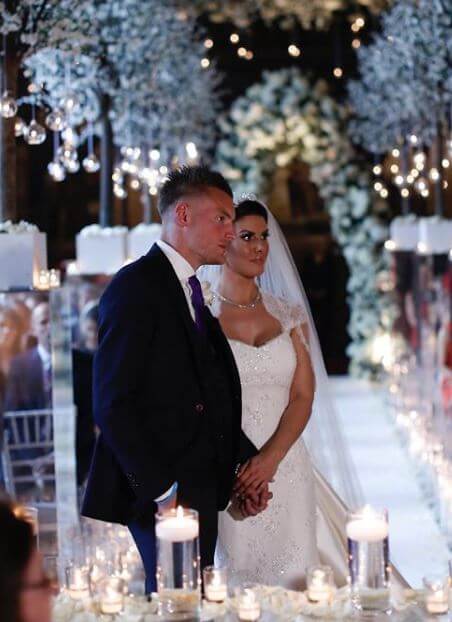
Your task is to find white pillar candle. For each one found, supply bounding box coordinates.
[237,589,260,621]
[423,576,449,615]
[346,505,389,542]
[155,506,199,542]
[100,588,123,614]
[205,580,228,603]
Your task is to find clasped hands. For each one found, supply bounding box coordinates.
[230,450,279,518]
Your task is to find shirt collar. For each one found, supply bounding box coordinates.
[156,239,195,283]
[37,344,51,368]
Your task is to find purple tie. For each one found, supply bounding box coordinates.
[188,275,206,335]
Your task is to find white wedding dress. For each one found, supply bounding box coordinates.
[215,292,352,589]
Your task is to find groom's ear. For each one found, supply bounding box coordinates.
[174,201,191,227]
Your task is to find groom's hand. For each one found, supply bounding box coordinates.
[234,453,278,496]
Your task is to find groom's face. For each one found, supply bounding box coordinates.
[185,187,235,265]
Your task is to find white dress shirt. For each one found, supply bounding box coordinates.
[153,240,198,503]
[156,239,196,320]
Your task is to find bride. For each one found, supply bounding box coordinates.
[199,197,363,589]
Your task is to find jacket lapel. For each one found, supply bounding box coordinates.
[143,245,216,389]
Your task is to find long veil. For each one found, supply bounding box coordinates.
[199,201,364,509]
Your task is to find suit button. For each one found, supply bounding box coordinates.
[195,403,204,413]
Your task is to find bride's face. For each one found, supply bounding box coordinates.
[225,214,269,278]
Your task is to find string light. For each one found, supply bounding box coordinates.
[237,47,247,58]
[14,117,26,137]
[391,148,400,158]
[230,33,240,44]
[352,39,361,49]
[288,44,301,57]
[444,180,449,189]
[421,188,429,198]
[130,178,140,190]
[394,174,404,185]
[149,149,160,161]
[401,188,410,198]
[149,186,158,196]
[390,163,399,174]
[333,67,343,78]
[409,134,418,145]
[429,168,440,181]
[380,188,389,199]
[186,142,198,159]
[441,158,450,168]
[201,58,210,68]
[204,39,213,49]
[373,164,382,175]
[245,50,254,60]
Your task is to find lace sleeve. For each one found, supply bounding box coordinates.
[261,291,310,353]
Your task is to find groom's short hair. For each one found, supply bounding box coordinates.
[158,165,233,216]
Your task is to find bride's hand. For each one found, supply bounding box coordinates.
[234,452,279,495]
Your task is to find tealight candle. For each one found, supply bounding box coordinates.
[423,576,449,615]
[66,565,90,600]
[37,269,50,290]
[307,565,334,603]
[203,566,227,602]
[49,268,61,288]
[99,578,124,615]
[155,505,199,542]
[236,587,260,621]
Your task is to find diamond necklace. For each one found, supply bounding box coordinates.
[214,289,262,310]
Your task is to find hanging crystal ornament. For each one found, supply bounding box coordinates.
[82,124,100,173]
[0,91,17,118]
[45,108,67,132]
[114,183,127,199]
[59,90,79,114]
[112,166,123,184]
[24,106,46,145]
[65,158,80,173]
[61,126,79,147]
[14,117,26,137]
[58,143,78,165]
[0,35,17,118]
[48,131,66,181]
[48,160,66,182]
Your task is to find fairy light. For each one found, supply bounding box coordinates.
[429,167,440,182]
[380,188,389,199]
[390,163,399,174]
[374,181,383,192]
[443,180,449,189]
[352,39,361,49]
[394,174,404,185]
[201,58,210,68]
[441,158,450,168]
[230,33,240,44]
[333,67,343,78]
[391,148,400,158]
[409,134,418,146]
[204,39,214,49]
[401,188,410,198]
[237,47,247,58]
[373,164,382,175]
[288,44,301,57]
[245,50,254,60]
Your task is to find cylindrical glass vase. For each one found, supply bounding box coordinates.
[346,506,390,613]
[155,507,201,620]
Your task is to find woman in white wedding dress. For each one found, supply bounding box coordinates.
[200,198,362,590]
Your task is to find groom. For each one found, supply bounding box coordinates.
[82,166,270,592]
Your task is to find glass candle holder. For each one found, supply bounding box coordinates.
[155,506,201,620]
[423,576,449,615]
[346,506,390,613]
[203,566,227,603]
[235,585,261,621]
[306,565,334,604]
[65,564,90,600]
[98,577,125,615]
[49,269,61,288]
[37,269,50,290]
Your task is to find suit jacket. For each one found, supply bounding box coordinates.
[82,244,257,525]
[5,347,49,412]
[72,348,96,486]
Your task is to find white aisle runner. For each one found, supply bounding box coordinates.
[330,376,450,587]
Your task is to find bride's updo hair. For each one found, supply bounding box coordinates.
[234,198,268,223]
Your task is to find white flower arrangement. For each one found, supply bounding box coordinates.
[79,225,128,237]
[216,68,394,378]
[0,220,39,234]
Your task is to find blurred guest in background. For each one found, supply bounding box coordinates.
[79,300,99,352]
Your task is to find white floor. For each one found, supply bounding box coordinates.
[330,376,450,588]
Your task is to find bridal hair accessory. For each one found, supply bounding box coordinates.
[237,192,259,203]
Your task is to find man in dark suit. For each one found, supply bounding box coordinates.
[82,166,270,593]
[5,302,52,413]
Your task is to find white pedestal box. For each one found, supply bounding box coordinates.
[418,217,452,254]
[389,216,419,251]
[76,226,128,275]
[0,231,47,290]
[127,223,162,261]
